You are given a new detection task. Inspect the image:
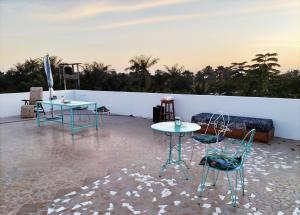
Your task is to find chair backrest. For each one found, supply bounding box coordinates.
[205,112,230,137]
[233,129,256,164]
[29,87,43,105]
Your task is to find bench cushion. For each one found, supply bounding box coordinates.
[191,113,273,132]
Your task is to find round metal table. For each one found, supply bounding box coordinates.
[151,121,201,180]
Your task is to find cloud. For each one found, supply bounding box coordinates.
[87,1,300,31]
[37,0,194,21]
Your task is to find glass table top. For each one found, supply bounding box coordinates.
[151,121,201,133]
[38,100,96,107]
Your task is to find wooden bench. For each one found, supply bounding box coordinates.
[191,113,274,143]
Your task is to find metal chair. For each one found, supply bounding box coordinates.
[96,106,110,126]
[190,112,230,161]
[197,129,256,207]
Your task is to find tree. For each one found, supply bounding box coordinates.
[5,58,46,92]
[194,70,206,94]
[125,55,159,92]
[211,66,235,95]
[1,53,299,99]
[81,62,115,90]
[181,70,194,93]
[251,53,280,72]
[164,64,185,93]
[227,61,250,95]
[194,66,216,94]
[248,53,280,96]
[270,70,300,98]
[151,70,169,92]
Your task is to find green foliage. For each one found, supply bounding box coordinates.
[125,55,159,92]
[0,53,299,98]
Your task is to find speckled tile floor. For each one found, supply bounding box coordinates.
[0,115,299,215]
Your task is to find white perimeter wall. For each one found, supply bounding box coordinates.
[0,90,299,140]
[0,90,74,118]
[73,90,300,140]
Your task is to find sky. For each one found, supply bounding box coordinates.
[0,0,299,73]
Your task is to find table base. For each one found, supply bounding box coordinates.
[37,103,98,135]
[159,133,191,180]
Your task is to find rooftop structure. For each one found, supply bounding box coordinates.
[0,90,300,214]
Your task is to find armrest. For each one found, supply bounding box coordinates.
[22,99,29,105]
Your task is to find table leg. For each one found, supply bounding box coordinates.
[168,134,173,163]
[159,134,173,177]
[177,134,190,180]
[37,103,40,127]
[178,134,182,162]
[61,106,64,124]
[95,103,99,130]
[177,135,190,169]
[159,133,190,180]
[70,107,74,135]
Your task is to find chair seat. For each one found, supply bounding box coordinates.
[97,106,110,113]
[192,134,225,144]
[21,105,35,118]
[199,154,241,171]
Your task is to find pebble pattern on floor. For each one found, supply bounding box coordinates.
[36,139,300,215]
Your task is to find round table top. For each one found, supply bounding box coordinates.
[151,121,201,133]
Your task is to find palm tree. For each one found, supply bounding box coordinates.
[164,64,185,93]
[151,69,169,92]
[126,55,159,91]
[194,66,216,94]
[126,55,159,74]
[248,53,281,96]
[211,66,235,95]
[250,53,280,72]
[85,62,115,73]
[229,61,248,77]
[82,62,115,90]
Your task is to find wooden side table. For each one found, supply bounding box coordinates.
[159,99,175,121]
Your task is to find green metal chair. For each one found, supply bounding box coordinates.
[190,112,230,161]
[197,129,255,207]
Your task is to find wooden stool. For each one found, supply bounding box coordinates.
[159,99,175,121]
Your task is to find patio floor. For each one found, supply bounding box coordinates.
[0,115,300,215]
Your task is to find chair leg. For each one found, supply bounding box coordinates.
[239,167,245,196]
[40,104,46,115]
[190,141,196,162]
[213,170,220,186]
[226,172,238,207]
[35,104,45,117]
[197,165,209,196]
